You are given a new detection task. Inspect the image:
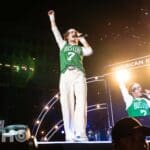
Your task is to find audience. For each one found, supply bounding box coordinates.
[111,117,150,150]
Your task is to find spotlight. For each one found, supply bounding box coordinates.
[96,104,100,109]
[43,137,48,141]
[21,65,27,71]
[12,65,20,72]
[35,120,40,124]
[54,125,58,130]
[115,69,130,83]
[54,94,59,99]
[29,67,34,72]
[5,64,10,67]
[41,130,45,135]
[44,106,49,110]
[61,130,64,134]
[94,76,99,80]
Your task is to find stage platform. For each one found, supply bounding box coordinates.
[37,141,112,150]
[0,141,113,150]
[1,140,150,150]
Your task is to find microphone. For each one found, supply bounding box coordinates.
[78,33,88,37]
[73,34,88,38]
[141,92,150,100]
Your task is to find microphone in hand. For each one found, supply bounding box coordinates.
[73,33,88,38]
[78,33,88,38]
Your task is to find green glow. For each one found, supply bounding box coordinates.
[13,65,20,72]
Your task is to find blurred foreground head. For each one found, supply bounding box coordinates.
[112,117,150,150]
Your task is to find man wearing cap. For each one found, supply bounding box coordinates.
[112,117,150,150]
[48,10,93,141]
[118,80,150,117]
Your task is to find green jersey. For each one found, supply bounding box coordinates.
[127,98,150,117]
[60,43,85,73]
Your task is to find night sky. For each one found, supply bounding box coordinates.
[0,0,150,132]
[1,0,150,75]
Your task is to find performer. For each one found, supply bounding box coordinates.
[118,80,150,117]
[48,10,93,141]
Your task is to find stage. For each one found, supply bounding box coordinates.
[0,141,112,150]
[37,141,112,150]
[1,140,150,150]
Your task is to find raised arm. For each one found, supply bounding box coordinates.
[48,10,65,49]
[118,80,133,109]
[144,89,150,107]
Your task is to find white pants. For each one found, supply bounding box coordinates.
[59,69,87,140]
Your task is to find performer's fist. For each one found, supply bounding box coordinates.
[48,10,55,16]
[77,32,83,37]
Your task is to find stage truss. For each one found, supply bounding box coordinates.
[32,76,113,141]
[32,54,150,142]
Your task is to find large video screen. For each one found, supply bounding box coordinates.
[107,56,150,127]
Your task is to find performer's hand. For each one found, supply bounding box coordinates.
[143,89,150,100]
[48,10,55,22]
[77,32,83,37]
[145,89,150,94]
[76,31,86,44]
[48,10,55,16]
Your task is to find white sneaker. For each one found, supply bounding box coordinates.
[65,136,74,142]
[66,138,74,142]
[74,136,88,142]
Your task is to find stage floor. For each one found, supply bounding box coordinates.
[37,141,113,150]
[1,140,150,150]
[37,140,112,144]
[0,141,113,150]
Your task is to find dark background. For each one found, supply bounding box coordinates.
[0,0,150,139]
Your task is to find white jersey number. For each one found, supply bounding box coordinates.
[67,52,75,61]
[140,110,147,116]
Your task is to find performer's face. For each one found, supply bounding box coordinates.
[66,29,79,44]
[131,83,142,98]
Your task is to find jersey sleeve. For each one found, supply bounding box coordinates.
[82,46,93,56]
[51,26,66,50]
[146,99,150,107]
[118,81,133,109]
